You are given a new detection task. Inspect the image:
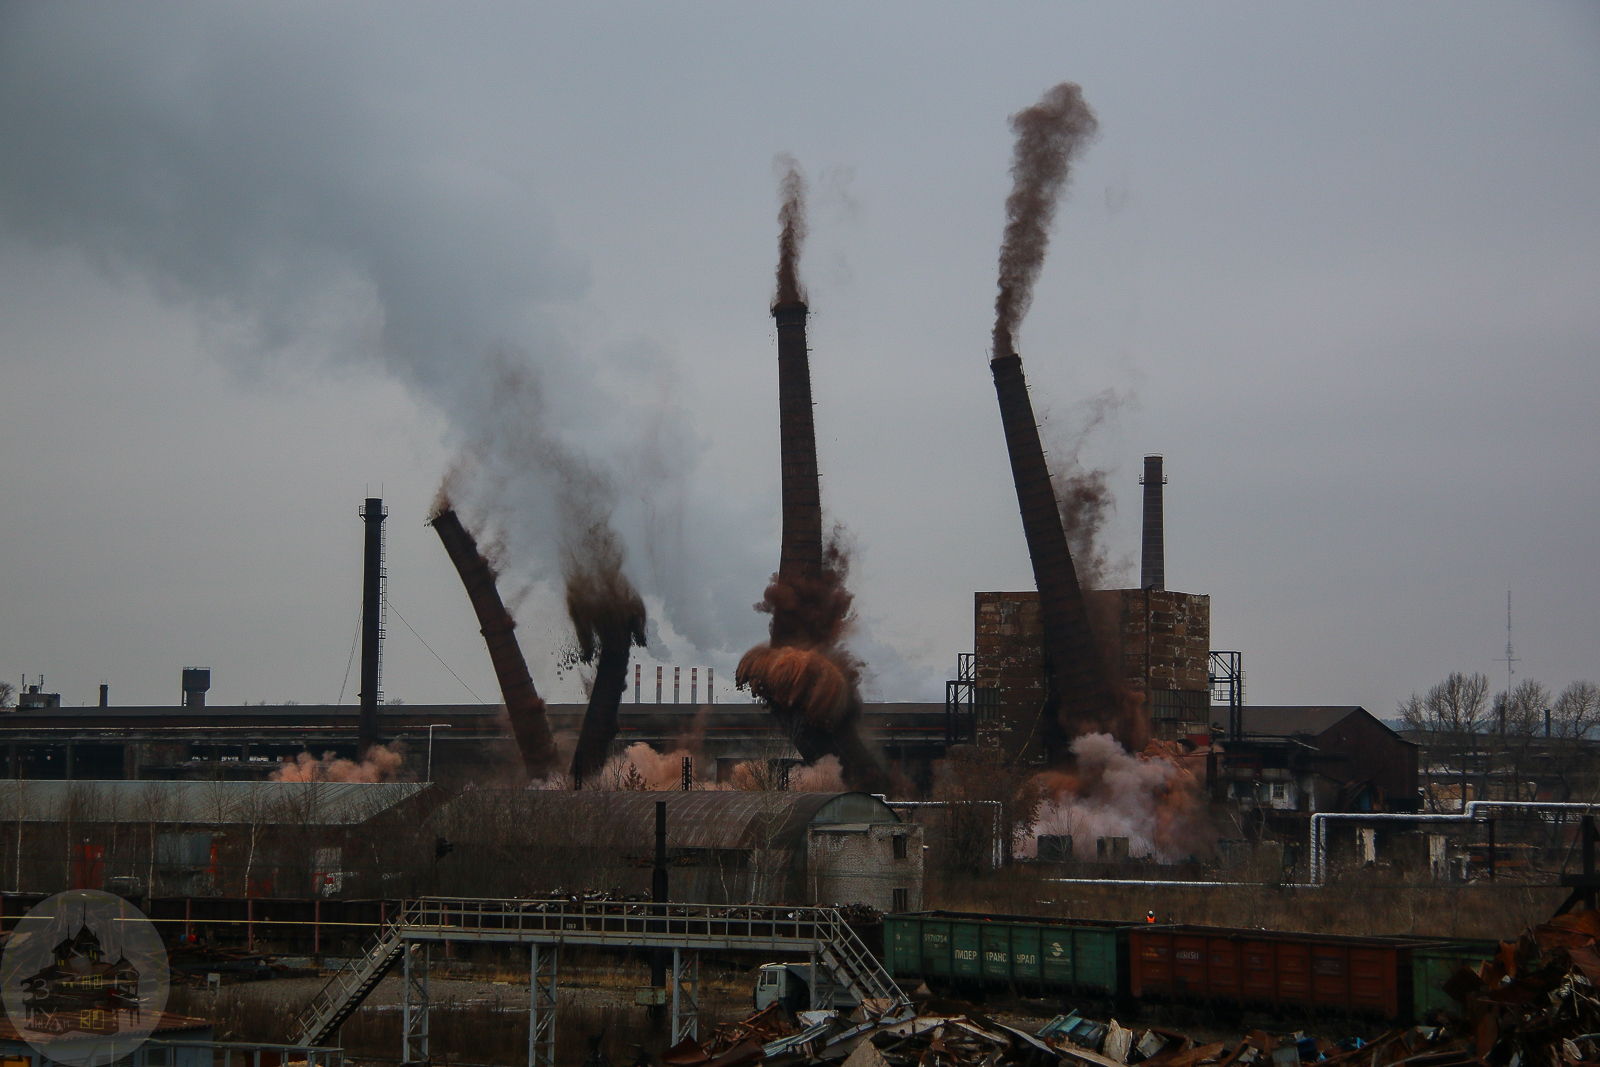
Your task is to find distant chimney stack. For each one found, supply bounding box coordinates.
[1140,455,1166,591]
[358,497,387,755]
[98,684,108,707]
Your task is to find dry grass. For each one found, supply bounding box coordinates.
[929,866,1565,941]
[168,948,763,1066]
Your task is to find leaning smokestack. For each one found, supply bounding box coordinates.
[358,497,386,757]
[564,530,648,786]
[991,350,1117,756]
[988,84,1117,757]
[430,507,559,779]
[1140,454,1165,591]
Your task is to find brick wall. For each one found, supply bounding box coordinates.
[806,823,923,912]
[975,589,1212,746]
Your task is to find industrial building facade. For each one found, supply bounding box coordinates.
[973,587,1213,755]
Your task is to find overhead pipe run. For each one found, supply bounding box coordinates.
[1308,802,1600,885]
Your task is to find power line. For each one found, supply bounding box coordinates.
[384,593,487,704]
[335,606,362,705]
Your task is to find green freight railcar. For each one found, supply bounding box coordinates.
[1411,941,1499,1023]
[884,911,1125,997]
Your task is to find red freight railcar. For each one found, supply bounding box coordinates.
[1128,925,1428,1020]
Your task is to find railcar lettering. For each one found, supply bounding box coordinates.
[954,949,977,961]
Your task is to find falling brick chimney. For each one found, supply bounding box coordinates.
[430,508,558,779]
[990,345,1117,759]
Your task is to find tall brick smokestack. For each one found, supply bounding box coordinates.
[1140,454,1165,591]
[988,83,1117,758]
[774,300,821,601]
[737,157,889,792]
[430,507,559,779]
[358,497,385,757]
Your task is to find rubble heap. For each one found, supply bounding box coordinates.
[1442,908,1600,1064]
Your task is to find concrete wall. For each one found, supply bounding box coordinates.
[806,823,923,913]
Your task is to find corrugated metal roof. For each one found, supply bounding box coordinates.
[0,780,426,825]
[458,790,899,852]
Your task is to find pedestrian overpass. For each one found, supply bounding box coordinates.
[291,897,908,1067]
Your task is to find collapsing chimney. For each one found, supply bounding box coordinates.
[990,352,1118,758]
[1140,454,1165,591]
[565,544,648,786]
[988,84,1119,759]
[358,498,385,756]
[736,157,890,792]
[430,507,559,779]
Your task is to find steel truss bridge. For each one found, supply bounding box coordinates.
[292,897,908,1067]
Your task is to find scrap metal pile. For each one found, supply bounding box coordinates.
[1039,1015,1450,1067]
[1438,908,1600,1064]
[661,915,1600,1067]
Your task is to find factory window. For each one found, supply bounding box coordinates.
[892,835,907,860]
[1270,782,1288,801]
[892,888,909,913]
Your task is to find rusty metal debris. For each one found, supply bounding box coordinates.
[676,915,1600,1067]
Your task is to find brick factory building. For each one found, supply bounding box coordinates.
[971,586,1212,758]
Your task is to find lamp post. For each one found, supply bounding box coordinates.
[426,724,452,783]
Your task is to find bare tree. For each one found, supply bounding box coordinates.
[1491,679,1550,800]
[1399,672,1490,810]
[134,785,181,900]
[930,746,1044,873]
[1541,681,1600,805]
[1555,681,1600,740]
[1399,672,1491,736]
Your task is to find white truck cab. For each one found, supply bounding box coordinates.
[753,963,860,1012]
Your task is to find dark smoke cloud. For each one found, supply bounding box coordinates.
[774,154,808,307]
[0,6,757,681]
[0,8,941,704]
[447,360,648,748]
[993,83,1099,356]
[565,521,648,783]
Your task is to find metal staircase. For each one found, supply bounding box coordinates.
[814,912,904,1008]
[293,906,411,1047]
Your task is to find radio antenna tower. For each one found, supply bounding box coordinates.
[1503,589,1519,695]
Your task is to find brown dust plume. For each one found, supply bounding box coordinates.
[993,82,1099,357]
[566,522,648,786]
[774,154,807,307]
[738,158,890,792]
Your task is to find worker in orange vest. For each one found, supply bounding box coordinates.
[1146,910,1155,924]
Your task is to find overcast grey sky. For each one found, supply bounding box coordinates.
[0,2,1595,715]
